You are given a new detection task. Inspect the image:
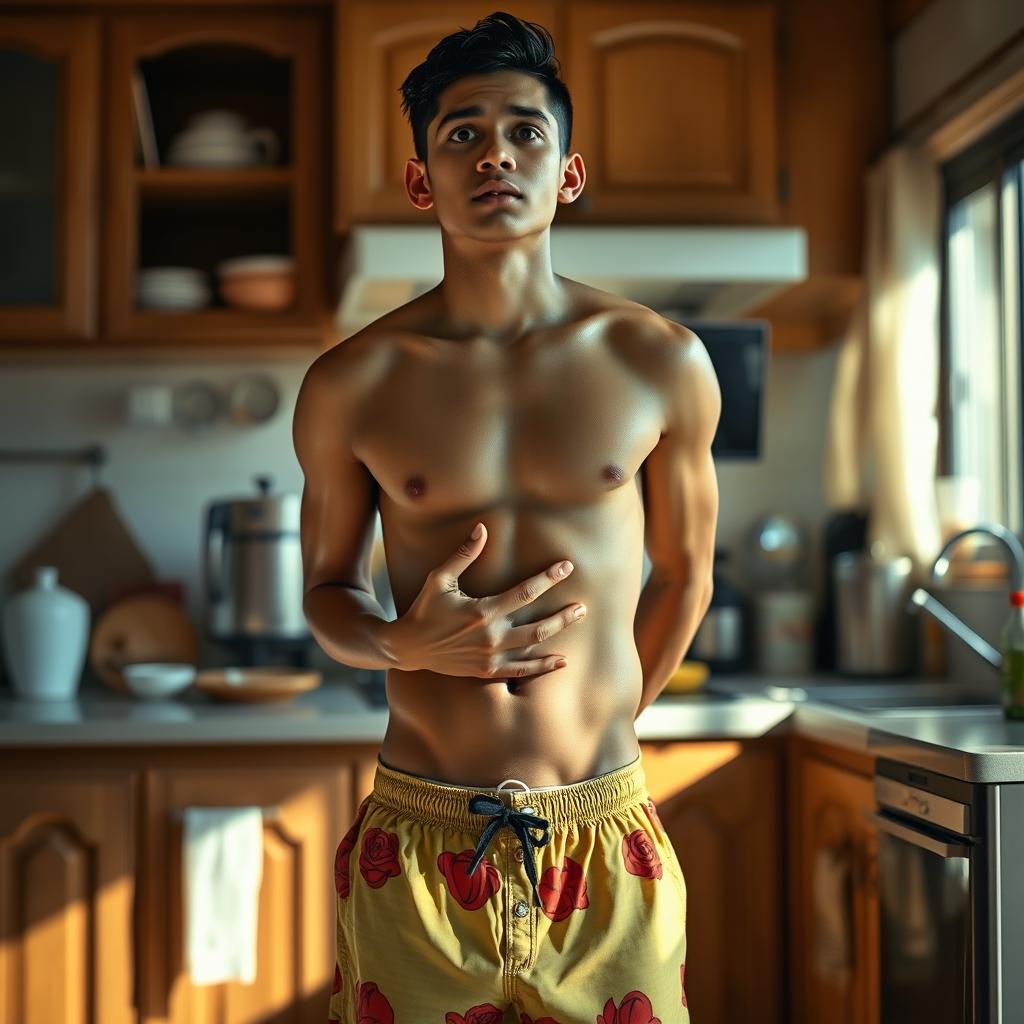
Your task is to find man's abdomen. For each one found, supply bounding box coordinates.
[379,628,644,788]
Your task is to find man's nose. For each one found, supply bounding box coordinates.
[476,142,516,171]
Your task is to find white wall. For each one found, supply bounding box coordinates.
[0,342,840,665]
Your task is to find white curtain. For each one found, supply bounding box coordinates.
[823,144,944,579]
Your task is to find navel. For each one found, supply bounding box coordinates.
[404,474,427,498]
[602,463,626,484]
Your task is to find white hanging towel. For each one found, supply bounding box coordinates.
[182,806,264,986]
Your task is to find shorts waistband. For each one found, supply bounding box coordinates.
[371,753,647,830]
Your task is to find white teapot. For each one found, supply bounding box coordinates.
[167,109,279,168]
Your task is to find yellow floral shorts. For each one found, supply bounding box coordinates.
[328,752,690,1023]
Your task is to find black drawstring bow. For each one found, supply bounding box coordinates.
[466,794,551,907]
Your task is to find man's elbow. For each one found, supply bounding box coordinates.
[647,562,714,600]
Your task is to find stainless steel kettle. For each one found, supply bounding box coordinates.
[203,475,308,643]
[833,546,917,675]
[907,523,1024,670]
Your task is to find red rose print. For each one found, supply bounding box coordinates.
[335,796,372,899]
[520,1013,562,1024]
[438,849,501,910]
[444,1003,504,1024]
[596,990,662,1024]
[359,827,402,889]
[622,829,663,881]
[539,855,590,922]
[331,962,342,995]
[680,962,688,1008]
[355,981,394,1024]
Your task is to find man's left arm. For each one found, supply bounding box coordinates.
[632,321,721,720]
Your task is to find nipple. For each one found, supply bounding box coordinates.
[602,463,625,484]
[404,475,426,498]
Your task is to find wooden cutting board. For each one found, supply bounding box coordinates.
[9,486,157,616]
[89,592,198,693]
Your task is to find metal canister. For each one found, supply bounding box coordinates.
[833,550,916,675]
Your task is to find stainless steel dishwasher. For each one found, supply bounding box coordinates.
[869,757,1024,1023]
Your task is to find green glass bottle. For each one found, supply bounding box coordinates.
[1000,591,1024,720]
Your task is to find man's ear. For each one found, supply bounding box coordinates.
[406,157,433,211]
[557,152,586,204]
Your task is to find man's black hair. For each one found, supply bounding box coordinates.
[399,11,573,165]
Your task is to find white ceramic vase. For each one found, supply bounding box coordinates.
[2,567,89,701]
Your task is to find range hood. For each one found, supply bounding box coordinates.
[335,224,807,336]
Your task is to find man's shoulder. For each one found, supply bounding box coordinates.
[588,295,701,369]
[557,278,698,348]
[584,296,715,431]
[304,317,400,391]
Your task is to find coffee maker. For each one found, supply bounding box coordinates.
[202,475,312,666]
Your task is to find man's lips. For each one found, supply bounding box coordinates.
[472,181,523,199]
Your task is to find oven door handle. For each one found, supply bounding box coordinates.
[865,810,973,859]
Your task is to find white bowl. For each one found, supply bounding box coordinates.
[121,662,196,700]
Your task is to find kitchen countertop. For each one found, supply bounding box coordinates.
[2,669,1024,784]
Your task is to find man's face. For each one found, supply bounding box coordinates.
[405,69,585,238]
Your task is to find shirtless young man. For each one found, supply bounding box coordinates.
[295,12,720,1024]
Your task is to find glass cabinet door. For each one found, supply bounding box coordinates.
[0,48,57,306]
[0,17,99,342]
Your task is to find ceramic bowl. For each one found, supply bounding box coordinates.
[121,662,196,700]
[219,272,295,311]
[216,256,296,311]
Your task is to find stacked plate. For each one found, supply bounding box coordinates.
[136,267,212,311]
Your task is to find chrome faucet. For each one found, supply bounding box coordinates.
[906,523,1024,670]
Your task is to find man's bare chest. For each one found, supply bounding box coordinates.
[351,337,665,513]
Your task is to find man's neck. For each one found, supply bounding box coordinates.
[435,229,571,342]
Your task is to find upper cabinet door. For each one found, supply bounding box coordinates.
[336,2,560,229]
[562,1,779,224]
[0,16,100,343]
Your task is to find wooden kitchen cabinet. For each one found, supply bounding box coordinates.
[137,746,378,1024]
[0,744,379,1024]
[561,1,779,224]
[0,16,101,343]
[0,770,137,1024]
[334,0,777,227]
[105,12,330,348]
[641,739,785,1024]
[0,8,333,352]
[788,739,879,1024]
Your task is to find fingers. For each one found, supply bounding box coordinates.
[481,558,575,618]
[504,602,587,650]
[498,654,569,678]
[433,521,487,585]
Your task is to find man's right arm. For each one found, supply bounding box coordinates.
[292,344,404,671]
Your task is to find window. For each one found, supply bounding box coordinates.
[941,105,1024,535]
